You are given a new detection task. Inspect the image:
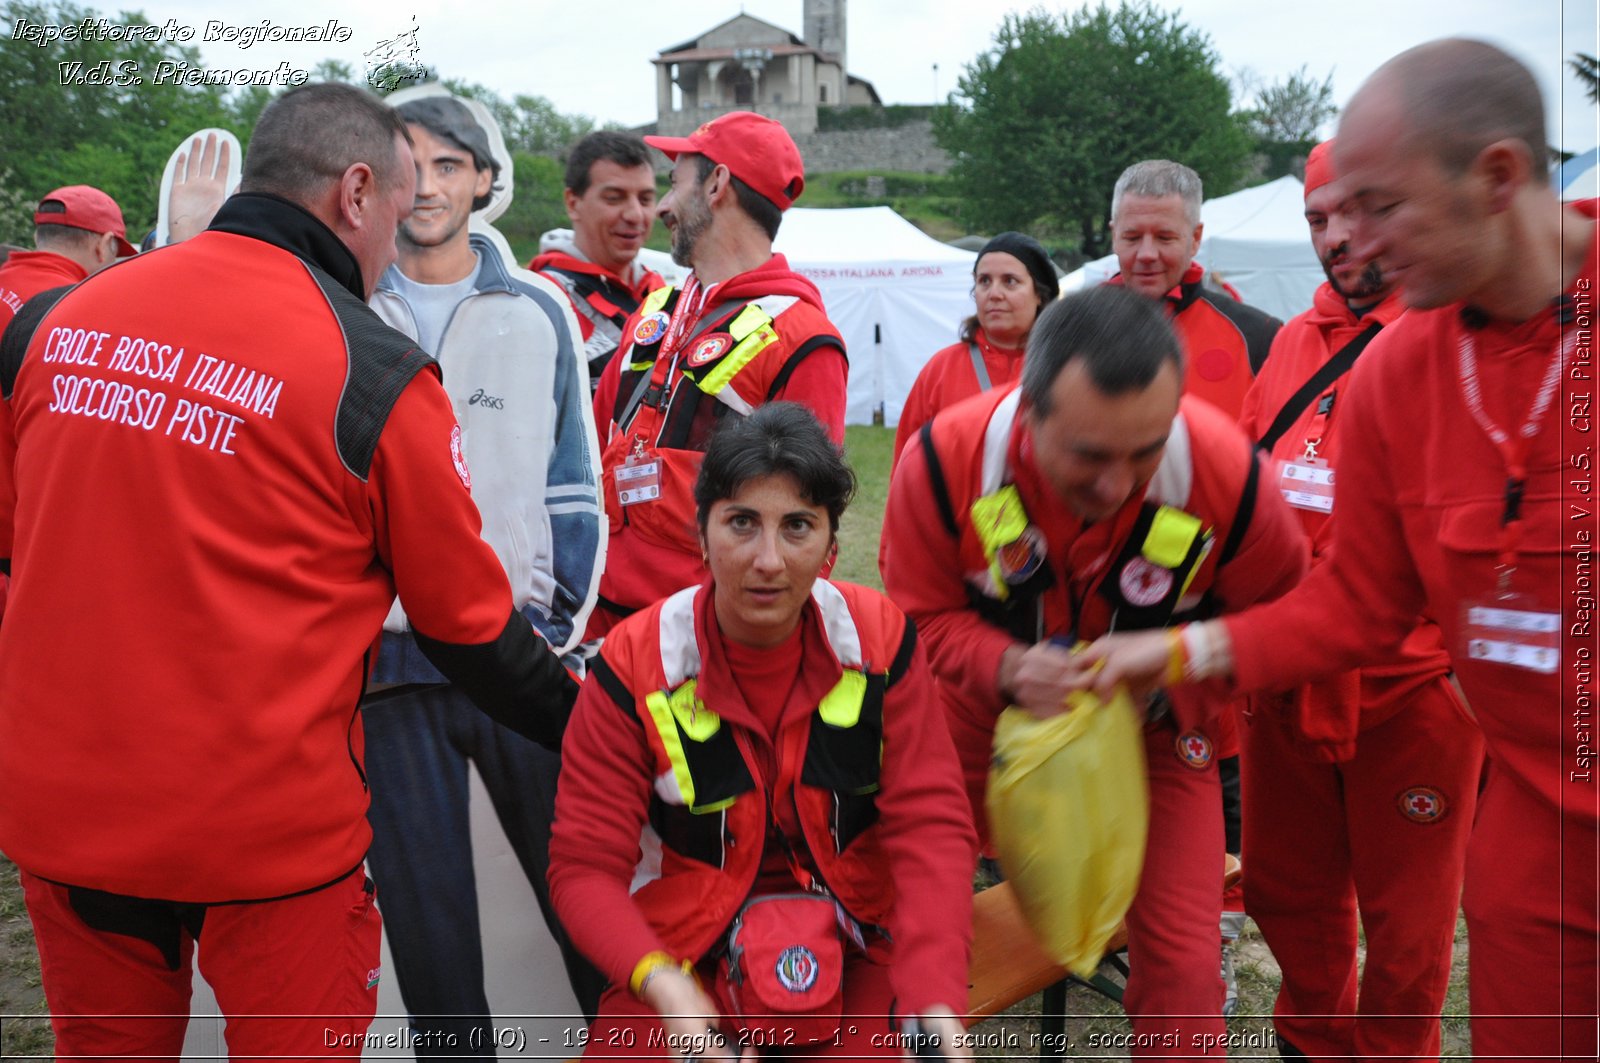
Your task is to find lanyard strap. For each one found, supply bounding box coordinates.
[968,341,991,392]
[1457,326,1575,576]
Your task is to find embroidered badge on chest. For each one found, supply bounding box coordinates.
[686,333,733,367]
[1119,556,1174,608]
[997,526,1048,585]
[632,311,670,345]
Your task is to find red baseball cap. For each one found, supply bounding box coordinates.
[35,185,137,257]
[645,111,805,211]
[1303,140,1336,200]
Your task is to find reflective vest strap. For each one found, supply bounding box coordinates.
[809,581,864,669]
[640,285,674,316]
[1093,501,1215,630]
[818,670,868,728]
[657,586,703,687]
[1145,411,1193,508]
[980,388,1022,494]
[644,680,743,815]
[696,319,778,397]
[1144,507,1204,569]
[970,484,1029,602]
[644,687,700,809]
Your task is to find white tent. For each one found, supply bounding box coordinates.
[774,206,976,426]
[1063,175,1323,321]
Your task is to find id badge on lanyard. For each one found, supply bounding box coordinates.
[1451,326,1570,674]
[1460,593,1558,674]
[616,439,661,506]
[615,278,717,510]
[1278,392,1336,513]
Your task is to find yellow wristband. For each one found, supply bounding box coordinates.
[629,951,696,999]
[1165,628,1188,687]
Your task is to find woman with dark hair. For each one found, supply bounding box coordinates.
[892,232,1059,466]
[550,403,977,1060]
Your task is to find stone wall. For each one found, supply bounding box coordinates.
[795,120,949,174]
[638,118,951,176]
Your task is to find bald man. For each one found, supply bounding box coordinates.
[1080,38,1597,1061]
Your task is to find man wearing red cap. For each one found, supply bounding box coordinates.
[588,111,847,637]
[0,185,137,335]
[1079,39,1598,1061]
[1108,160,1280,421]
[1233,139,1484,1061]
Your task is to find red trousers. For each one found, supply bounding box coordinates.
[22,867,381,1062]
[1119,723,1229,1058]
[1462,760,1599,1061]
[1242,677,1482,1062]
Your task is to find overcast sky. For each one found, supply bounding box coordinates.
[38,0,1600,150]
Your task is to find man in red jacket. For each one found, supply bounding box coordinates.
[1081,39,1598,1062]
[587,111,848,638]
[1234,138,1484,1061]
[0,185,136,335]
[1109,160,1280,420]
[883,286,1306,1057]
[0,83,577,1060]
[531,131,665,392]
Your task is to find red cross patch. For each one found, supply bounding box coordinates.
[1120,557,1174,608]
[1397,786,1447,824]
[686,333,732,367]
[1175,730,1212,769]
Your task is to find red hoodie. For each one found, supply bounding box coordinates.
[1225,200,1599,820]
[589,254,847,631]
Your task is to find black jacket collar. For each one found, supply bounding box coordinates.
[208,192,366,300]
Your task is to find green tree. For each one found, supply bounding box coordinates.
[0,0,242,244]
[443,80,598,156]
[1237,65,1336,144]
[1573,53,1600,105]
[933,2,1252,257]
[1234,65,1337,180]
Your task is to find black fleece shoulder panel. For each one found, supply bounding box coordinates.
[590,655,638,721]
[1,286,73,399]
[304,265,437,482]
[1197,289,1282,374]
[886,618,917,688]
[412,608,579,750]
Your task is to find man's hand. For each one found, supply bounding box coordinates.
[999,640,1083,718]
[640,969,752,1063]
[167,133,232,243]
[1070,620,1235,699]
[1066,629,1175,700]
[906,1007,972,1063]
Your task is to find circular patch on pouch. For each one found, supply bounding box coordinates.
[775,946,819,992]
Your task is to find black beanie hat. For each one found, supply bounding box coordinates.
[975,231,1060,304]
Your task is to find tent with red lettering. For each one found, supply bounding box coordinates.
[774,206,976,426]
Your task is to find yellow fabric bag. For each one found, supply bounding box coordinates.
[986,688,1149,977]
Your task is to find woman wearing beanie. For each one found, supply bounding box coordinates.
[892,232,1059,465]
